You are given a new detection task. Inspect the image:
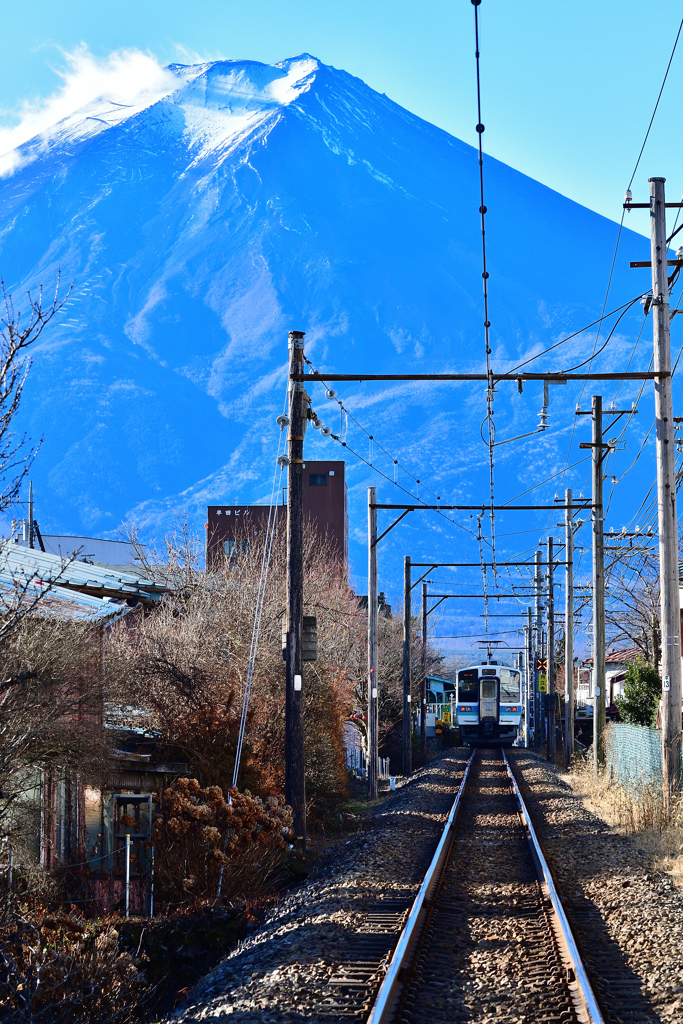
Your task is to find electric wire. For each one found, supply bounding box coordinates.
[559,297,641,372]
[472,0,497,581]
[302,356,480,540]
[503,296,644,377]
[230,391,288,791]
[325,429,477,539]
[555,12,683,506]
[627,15,683,193]
[303,354,443,503]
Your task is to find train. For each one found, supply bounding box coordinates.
[426,661,523,746]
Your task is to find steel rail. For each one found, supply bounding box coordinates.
[502,749,605,1024]
[366,749,476,1024]
[367,748,605,1024]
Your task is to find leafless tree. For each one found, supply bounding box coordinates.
[110,518,427,811]
[0,275,69,512]
[0,616,110,860]
[604,546,660,664]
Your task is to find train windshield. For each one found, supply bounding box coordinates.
[457,669,479,703]
[480,678,497,699]
[499,668,521,702]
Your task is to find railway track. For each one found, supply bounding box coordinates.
[366,748,604,1024]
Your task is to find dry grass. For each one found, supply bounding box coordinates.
[563,754,683,883]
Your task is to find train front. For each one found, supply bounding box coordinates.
[455,663,522,746]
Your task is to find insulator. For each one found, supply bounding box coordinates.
[320,426,332,437]
[325,389,337,400]
[624,188,632,203]
[277,454,290,468]
[276,414,290,428]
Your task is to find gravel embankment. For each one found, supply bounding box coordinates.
[169,751,467,1023]
[510,749,683,1024]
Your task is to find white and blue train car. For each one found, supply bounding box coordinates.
[455,663,522,746]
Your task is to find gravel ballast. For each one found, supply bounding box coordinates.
[170,748,683,1023]
[169,751,467,1022]
[510,749,683,1024]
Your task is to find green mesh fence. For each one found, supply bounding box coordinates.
[605,723,665,791]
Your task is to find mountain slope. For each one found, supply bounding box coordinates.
[0,54,656,614]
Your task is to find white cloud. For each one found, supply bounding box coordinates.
[0,45,178,174]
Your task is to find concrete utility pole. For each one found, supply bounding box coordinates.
[526,606,533,748]
[592,394,606,772]
[565,488,574,768]
[421,582,428,751]
[547,536,555,761]
[402,556,412,777]
[649,177,682,802]
[534,549,543,748]
[285,331,306,845]
[367,487,378,801]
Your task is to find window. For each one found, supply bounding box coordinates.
[224,540,250,558]
[458,669,479,703]
[309,474,327,486]
[499,668,521,702]
[480,678,497,700]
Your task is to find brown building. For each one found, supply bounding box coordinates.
[207,460,348,568]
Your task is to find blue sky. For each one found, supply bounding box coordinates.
[1,1,682,229]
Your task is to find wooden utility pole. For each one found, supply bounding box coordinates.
[565,488,574,768]
[421,582,428,750]
[592,394,606,772]
[285,330,306,845]
[402,556,412,777]
[547,536,555,761]
[367,487,378,801]
[649,177,682,802]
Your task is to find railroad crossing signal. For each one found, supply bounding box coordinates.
[536,657,547,672]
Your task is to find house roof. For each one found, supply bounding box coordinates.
[0,573,133,623]
[0,542,165,605]
[582,647,643,666]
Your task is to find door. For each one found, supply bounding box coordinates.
[479,677,499,721]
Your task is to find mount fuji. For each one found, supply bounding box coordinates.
[0,54,660,621]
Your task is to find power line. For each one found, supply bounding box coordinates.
[627,15,683,191]
[303,354,445,504]
[472,0,498,612]
[555,13,683,507]
[505,296,644,377]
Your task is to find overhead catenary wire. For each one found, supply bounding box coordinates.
[302,355,480,541]
[472,0,497,582]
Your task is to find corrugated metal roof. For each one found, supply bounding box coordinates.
[0,570,131,622]
[0,542,165,603]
